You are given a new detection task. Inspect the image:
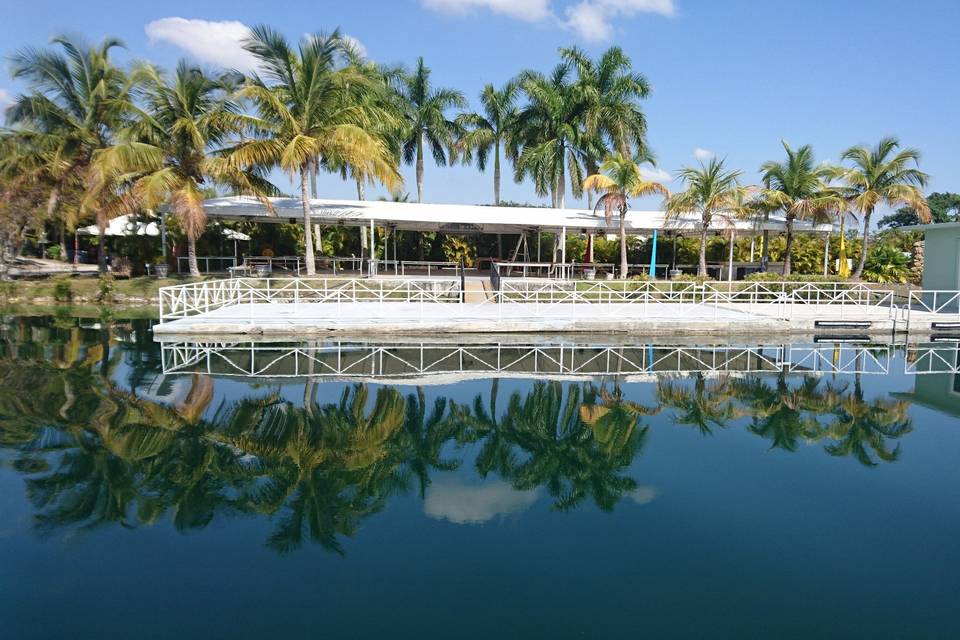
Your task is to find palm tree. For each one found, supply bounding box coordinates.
[456,82,520,206]
[728,374,836,452]
[656,374,735,436]
[514,63,586,208]
[398,57,465,203]
[758,141,842,275]
[232,26,400,275]
[7,35,134,273]
[578,382,657,456]
[94,61,275,276]
[825,372,912,466]
[498,382,645,511]
[666,158,743,276]
[582,152,669,278]
[835,137,929,279]
[561,45,651,170]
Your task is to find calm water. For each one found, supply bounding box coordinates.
[2,314,960,639]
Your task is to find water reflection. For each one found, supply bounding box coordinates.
[0,315,948,555]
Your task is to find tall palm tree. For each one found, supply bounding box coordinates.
[559,46,653,259]
[758,141,843,275]
[456,81,520,206]
[835,137,929,279]
[398,57,465,204]
[7,35,134,273]
[94,61,275,276]
[666,157,743,276]
[582,152,669,278]
[561,45,650,161]
[514,63,586,208]
[231,26,400,275]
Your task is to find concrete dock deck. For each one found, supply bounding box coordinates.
[151,300,938,336]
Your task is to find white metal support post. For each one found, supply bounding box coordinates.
[561,226,567,266]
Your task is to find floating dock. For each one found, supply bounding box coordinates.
[152,277,960,337]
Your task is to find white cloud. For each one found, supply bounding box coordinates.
[424,480,539,524]
[627,485,657,505]
[422,0,554,21]
[639,166,672,183]
[341,35,368,58]
[422,0,674,37]
[694,147,714,161]
[145,17,258,73]
[0,89,11,108]
[564,0,676,41]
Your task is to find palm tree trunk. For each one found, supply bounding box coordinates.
[301,167,316,276]
[416,133,424,204]
[761,229,770,271]
[58,223,68,262]
[852,207,872,280]
[494,142,503,258]
[97,216,108,275]
[698,225,708,277]
[187,235,200,277]
[557,160,566,209]
[494,140,501,205]
[586,157,598,210]
[356,177,365,200]
[619,210,628,279]
[782,217,794,276]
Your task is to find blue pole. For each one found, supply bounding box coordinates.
[649,229,658,278]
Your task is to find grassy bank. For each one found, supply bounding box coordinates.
[0,274,209,308]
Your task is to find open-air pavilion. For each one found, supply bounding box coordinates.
[201,196,835,280]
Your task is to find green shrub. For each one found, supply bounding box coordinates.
[669,273,716,283]
[52,278,73,302]
[744,272,848,283]
[0,281,15,302]
[863,244,911,283]
[97,275,114,303]
[442,236,476,267]
[46,245,62,260]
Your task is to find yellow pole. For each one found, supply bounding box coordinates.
[837,214,850,278]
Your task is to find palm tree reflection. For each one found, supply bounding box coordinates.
[0,316,920,554]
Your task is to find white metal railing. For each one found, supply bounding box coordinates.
[158,277,463,321]
[909,290,960,317]
[369,259,459,277]
[176,256,238,273]
[158,277,930,325]
[161,340,893,378]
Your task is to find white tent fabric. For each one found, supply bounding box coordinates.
[80,214,251,240]
[78,214,159,237]
[202,196,833,235]
[221,228,251,241]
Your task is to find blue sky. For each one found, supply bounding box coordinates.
[2,0,958,209]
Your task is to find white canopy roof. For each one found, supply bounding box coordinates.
[203,196,833,236]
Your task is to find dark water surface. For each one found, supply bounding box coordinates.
[2,315,959,639]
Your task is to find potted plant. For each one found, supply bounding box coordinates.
[154,258,169,278]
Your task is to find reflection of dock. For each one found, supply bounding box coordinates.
[161,339,896,382]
